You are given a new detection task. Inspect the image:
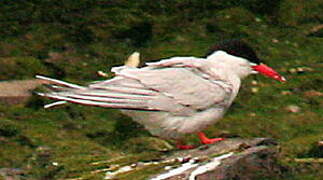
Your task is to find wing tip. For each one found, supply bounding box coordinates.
[44,101,67,109]
[35,75,85,89]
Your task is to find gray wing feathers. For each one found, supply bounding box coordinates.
[115,66,228,110]
[36,75,85,89]
[37,76,158,110]
[38,92,152,109]
[36,58,231,115]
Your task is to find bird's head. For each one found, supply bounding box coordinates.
[206,39,286,82]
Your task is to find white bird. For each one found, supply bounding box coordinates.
[36,40,286,149]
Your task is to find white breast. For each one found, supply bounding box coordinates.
[121,107,226,139]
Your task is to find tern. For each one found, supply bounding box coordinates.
[36,40,286,149]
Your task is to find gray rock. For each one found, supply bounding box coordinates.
[0,79,47,105]
[150,138,284,180]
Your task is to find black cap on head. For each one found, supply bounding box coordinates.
[206,39,261,65]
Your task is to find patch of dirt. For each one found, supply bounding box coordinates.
[0,79,48,104]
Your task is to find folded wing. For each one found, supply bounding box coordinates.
[36,57,233,116]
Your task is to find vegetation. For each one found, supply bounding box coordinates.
[0,0,322,179]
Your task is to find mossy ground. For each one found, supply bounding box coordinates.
[0,0,322,179]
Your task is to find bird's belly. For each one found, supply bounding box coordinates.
[121,108,225,139]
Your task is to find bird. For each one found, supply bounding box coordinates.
[36,39,286,149]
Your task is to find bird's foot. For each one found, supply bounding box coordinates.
[198,132,225,144]
[176,144,195,150]
[176,141,195,150]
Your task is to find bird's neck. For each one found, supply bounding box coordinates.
[207,51,256,104]
[207,51,254,80]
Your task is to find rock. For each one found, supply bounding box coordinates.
[272,39,279,43]
[281,90,292,95]
[0,79,48,105]
[288,68,297,74]
[195,146,281,180]
[102,138,285,180]
[251,80,258,85]
[288,66,313,74]
[150,138,283,180]
[285,105,301,113]
[304,90,323,97]
[251,87,259,93]
[318,141,323,147]
[307,24,323,37]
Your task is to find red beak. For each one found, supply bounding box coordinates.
[252,64,286,82]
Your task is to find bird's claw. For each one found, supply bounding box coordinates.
[176,144,195,150]
[200,137,224,144]
[198,132,225,145]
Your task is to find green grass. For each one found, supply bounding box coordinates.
[0,0,323,179]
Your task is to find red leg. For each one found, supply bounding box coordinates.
[198,132,224,144]
[176,140,195,150]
